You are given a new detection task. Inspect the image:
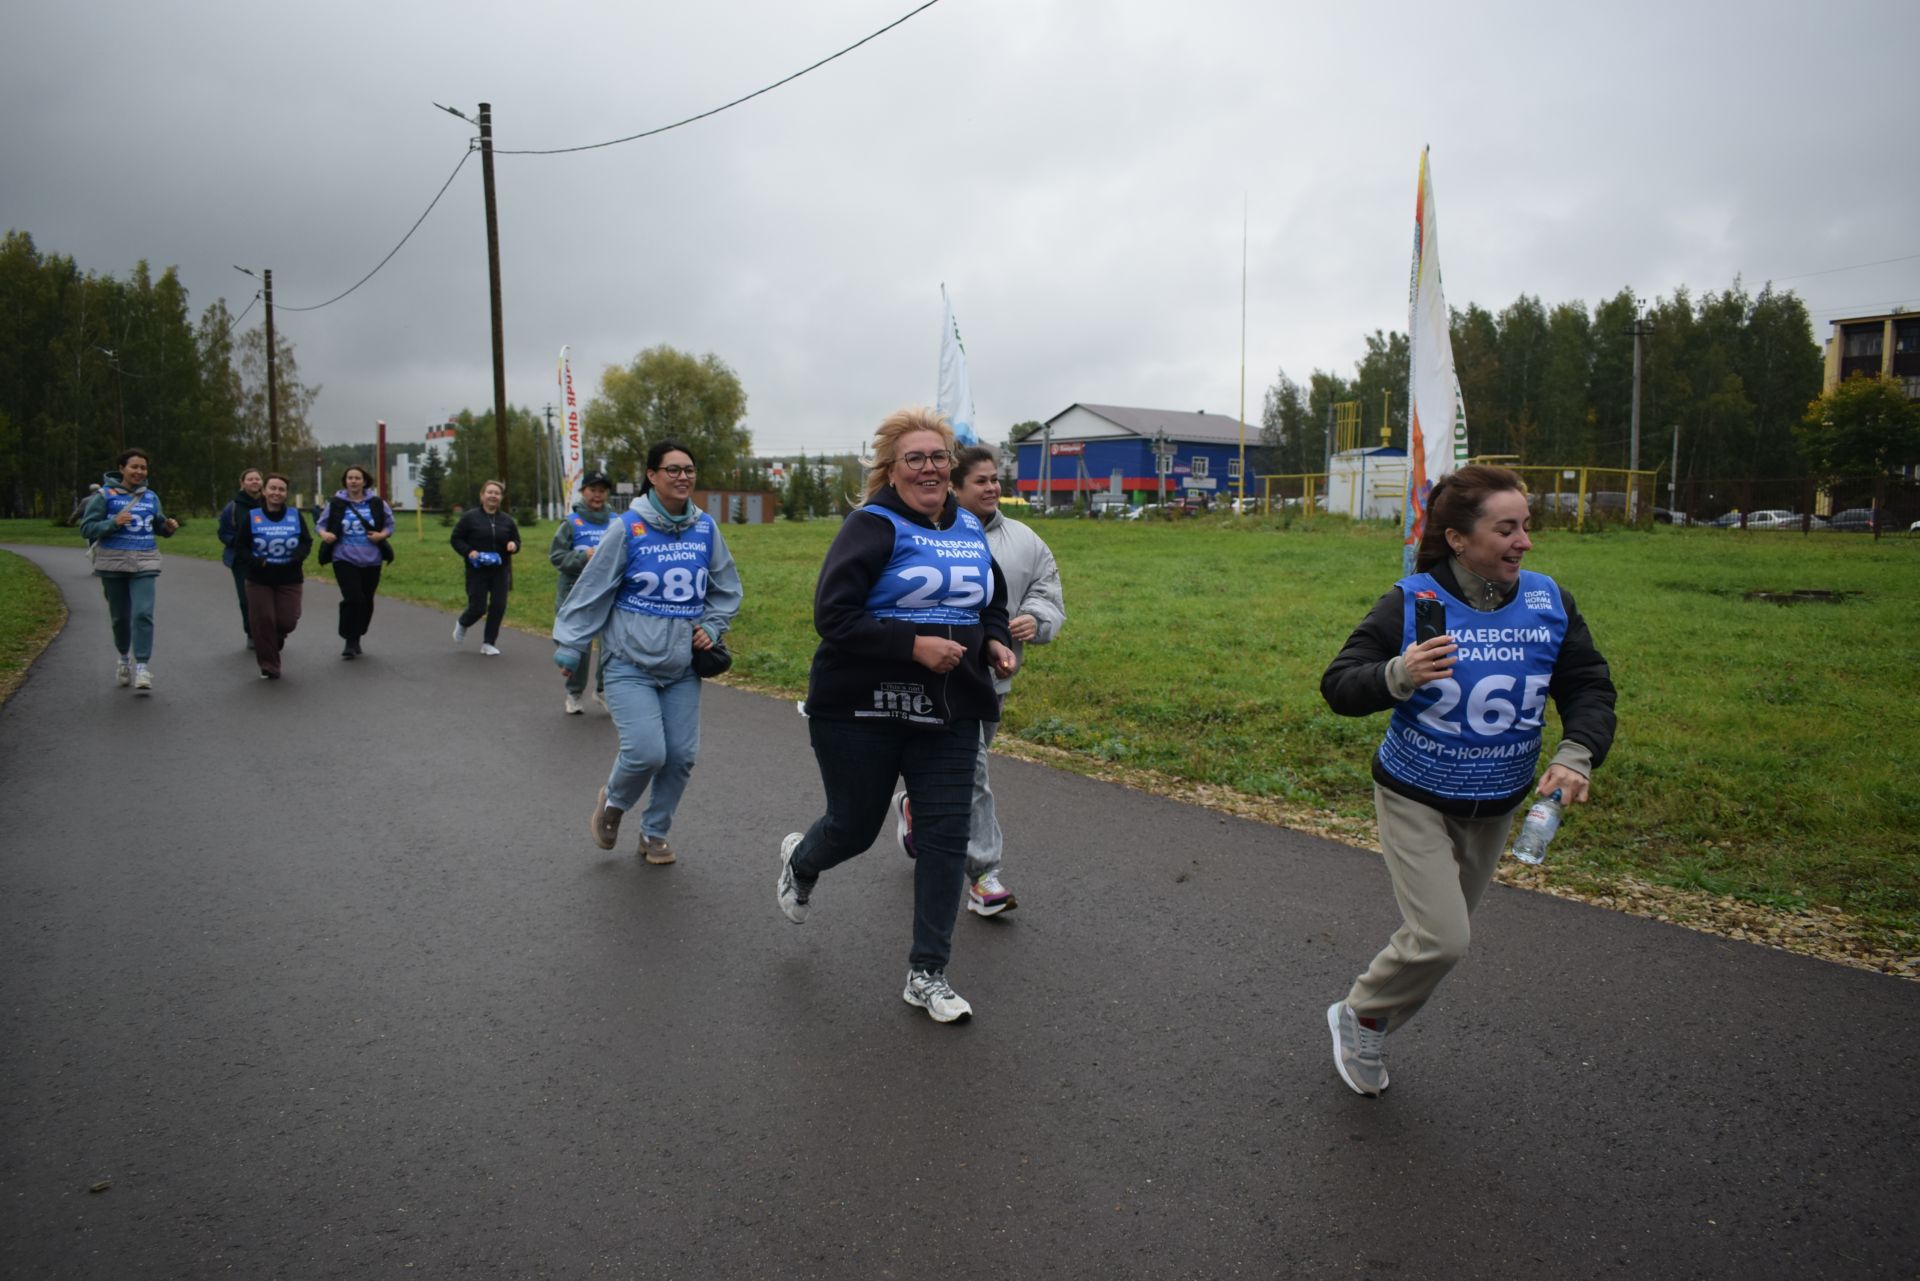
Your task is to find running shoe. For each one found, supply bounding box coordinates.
[903,969,972,1023]
[776,832,810,923]
[452,621,467,644]
[893,791,917,859]
[590,786,621,850]
[342,642,356,660]
[480,643,502,656]
[967,871,1018,917]
[592,690,609,713]
[1327,1001,1390,1097]
[115,656,132,687]
[564,694,584,715]
[133,664,153,693]
[641,835,677,866]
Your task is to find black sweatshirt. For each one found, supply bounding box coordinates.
[804,486,1013,727]
[450,509,523,584]
[1320,558,1617,818]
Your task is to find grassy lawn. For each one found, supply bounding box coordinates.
[6,513,1915,944]
[0,549,68,707]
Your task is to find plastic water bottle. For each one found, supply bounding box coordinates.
[1510,789,1564,865]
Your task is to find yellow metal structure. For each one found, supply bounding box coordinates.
[1334,401,1361,454]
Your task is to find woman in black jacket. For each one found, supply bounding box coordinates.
[775,407,1017,1024]
[232,473,314,680]
[450,480,520,655]
[1318,464,1616,1097]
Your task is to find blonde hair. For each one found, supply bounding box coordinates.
[862,407,956,502]
[480,479,506,498]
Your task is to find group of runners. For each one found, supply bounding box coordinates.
[74,413,1613,1092]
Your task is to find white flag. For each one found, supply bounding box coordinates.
[1403,148,1470,572]
[558,346,584,508]
[938,285,978,445]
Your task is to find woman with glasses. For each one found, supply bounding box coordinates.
[775,408,1017,1024]
[553,441,742,865]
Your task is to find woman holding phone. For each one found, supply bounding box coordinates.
[1318,464,1616,1097]
[450,480,520,655]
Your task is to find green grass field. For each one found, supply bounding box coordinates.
[6,512,1915,942]
[0,549,68,706]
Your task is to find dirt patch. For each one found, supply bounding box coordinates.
[1744,588,1859,605]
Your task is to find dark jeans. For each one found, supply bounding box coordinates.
[791,715,980,973]
[228,561,250,637]
[333,561,383,642]
[459,566,510,644]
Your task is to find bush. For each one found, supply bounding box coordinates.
[513,507,538,528]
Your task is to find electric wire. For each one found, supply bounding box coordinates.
[88,291,262,381]
[1769,252,1920,284]
[277,145,476,313]
[495,0,942,156]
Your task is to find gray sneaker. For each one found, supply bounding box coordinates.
[115,656,132,687]
[1327,1001,1389,1096]
[589,787,621,850]
[776,832,810,923]
[641,834,677,866]
[903,969,972,1023]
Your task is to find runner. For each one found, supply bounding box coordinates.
[215,467,264,648]
[776,408,1017,1023]
[553,443,742,864]
[450,480,520,655]
[315,465,395,659]
[1319,464,1616,1097]
[232,473,314,681]
[893,444,1064,917]
[548,470,617,714]
[77,447,179,693]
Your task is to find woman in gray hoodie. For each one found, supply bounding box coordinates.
[78,448,179,693]
[552,441,742,864]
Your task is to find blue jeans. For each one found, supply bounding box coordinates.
[601,658,702,840]
[97,572,158,662]
[791,716,980,973]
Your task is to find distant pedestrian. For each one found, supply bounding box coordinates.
[1319,464,1616,1097]
[450,480,520,655]
[216,468,265,648]
[232,474,313,680]
[315,465,395,659]
[78,448,179,693]
[553,443,742,864]
[776,407,1017,1024]
[893,444,1065,918]
[548,470,617,714]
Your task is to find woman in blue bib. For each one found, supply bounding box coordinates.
[1319,464,1616,1096]
[553,441,742,865]
[775,407,1018,1024]
[315,465,395,659]
[232,473,314,680]
[77,447,179,692]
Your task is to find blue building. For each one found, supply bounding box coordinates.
[1015,404,1256,509]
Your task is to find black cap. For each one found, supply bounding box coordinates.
[580,470,612,490]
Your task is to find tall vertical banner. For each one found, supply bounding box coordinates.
[938,285,979,445]
[558,345,583,509]
[1402,148,1471,573]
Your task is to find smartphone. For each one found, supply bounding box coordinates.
[1414,594,1447,643]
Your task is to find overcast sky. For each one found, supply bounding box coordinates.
[5,0,1915,456]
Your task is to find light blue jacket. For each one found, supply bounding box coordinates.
[552,493,742,678]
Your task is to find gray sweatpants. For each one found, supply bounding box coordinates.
[965,719,1002,879]
[1344,784,1521,1032]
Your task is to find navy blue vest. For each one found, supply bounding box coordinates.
[614,511,716,619]
[336,498,377,549]
[861,505,993,626]
[1376,570,1568,801]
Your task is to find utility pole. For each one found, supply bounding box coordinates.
[479,103,509,488]
[1670,423,1680,516]
[1236,193,1247,513]
[264,268,279,472]
[1627,313,1653,521]
[544,403,557,517]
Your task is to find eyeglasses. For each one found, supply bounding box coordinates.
[899,450,954,472]
[653,465,697,478]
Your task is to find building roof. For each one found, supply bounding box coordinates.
[1043,403,1252,444]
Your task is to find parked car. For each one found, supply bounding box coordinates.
[1827,507,1885,533]
[1707,510,1745,528]
[1653,508,1689,526]
[1741,509,1801,529]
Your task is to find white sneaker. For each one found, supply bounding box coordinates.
[903,969,972,1023]
[892,791,916,859]
[133,664,153,693]
[564,693,584,715]
[452,621,467,644]
[115,656,132,687]
[592,690,609,712]
[967,870,1017,917]
[776,832,810,923]
[480,643,502,656]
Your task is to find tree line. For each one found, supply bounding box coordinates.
[0,231,322,517]
[1259,279,1831,487]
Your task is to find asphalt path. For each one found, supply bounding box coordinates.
[2,542,1916,1280]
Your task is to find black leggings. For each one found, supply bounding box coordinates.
[459,566,510,644]
[333,561,383,641]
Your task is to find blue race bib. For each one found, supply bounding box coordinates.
[99,490,160,552]
[249,507,303,566]
[861,506,993,626]
[614,513,715,619]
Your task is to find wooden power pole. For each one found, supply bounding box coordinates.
[479,103,509,488]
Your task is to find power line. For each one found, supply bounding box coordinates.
[85,290,263,381]
[276,145,476,313]
[1769,251,1920,284]
[496,0,944,156]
